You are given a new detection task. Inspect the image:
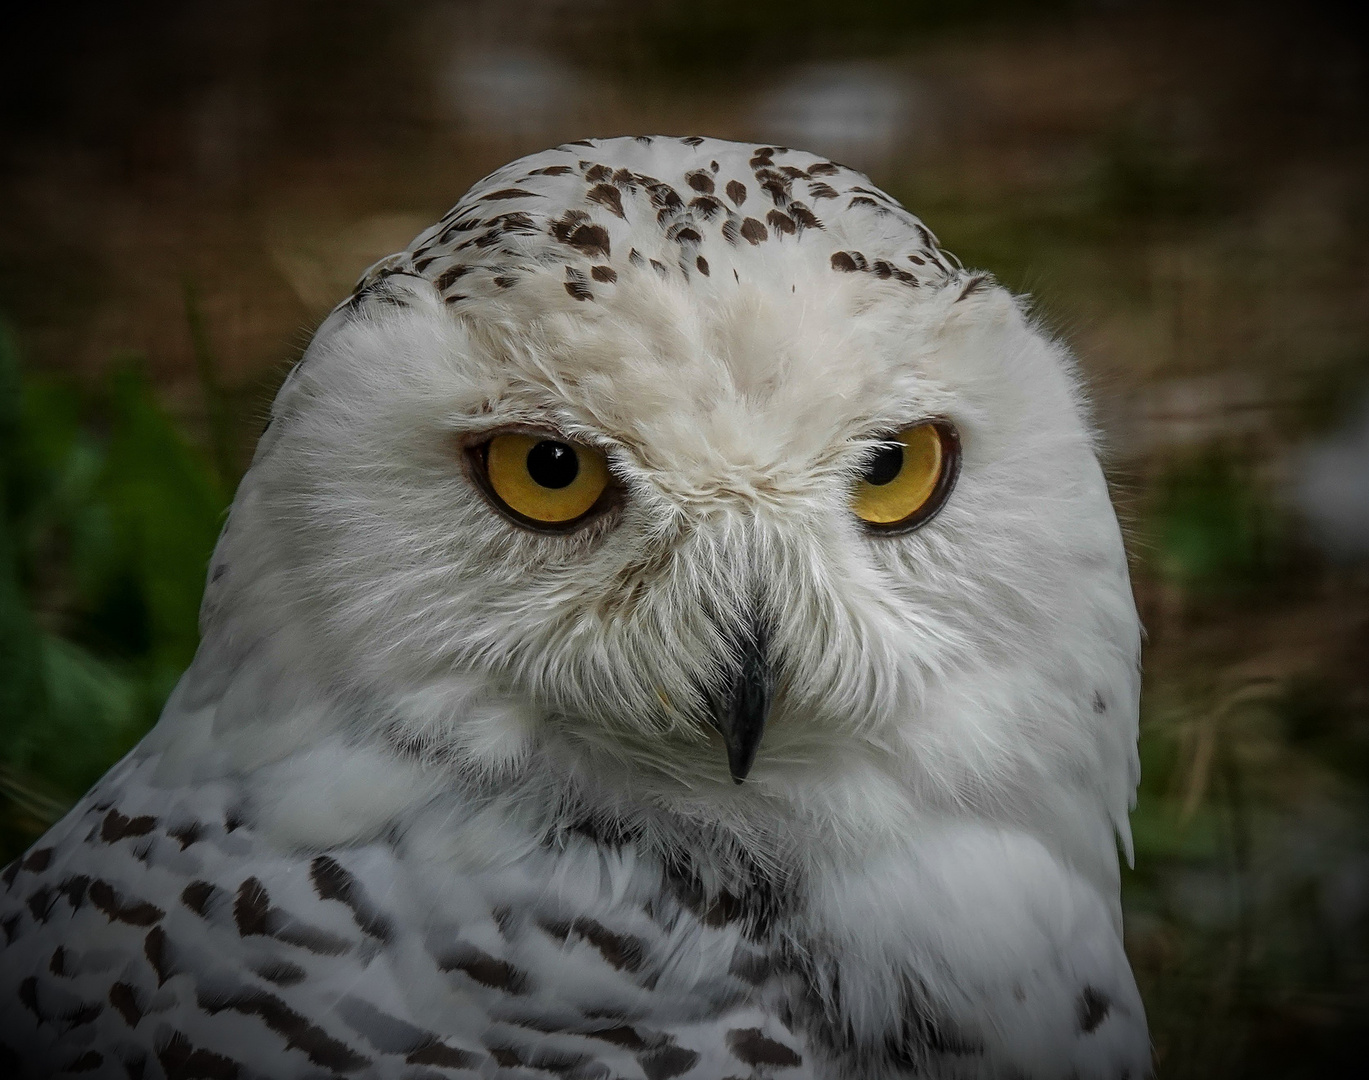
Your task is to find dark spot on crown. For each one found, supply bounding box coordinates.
[21,847,52,873]
[1093,691,1107,714]
[788,202,821,230]
[647,183,683,213]
[585,163,612,182]
[807,162,840,176]
[808,181,839,200]
[831,252,859,272]
[465,228,503,250]
[686,170,715,194]
[549,208,587,232]
[591,265,617,283]
[696,255,710,276]
[438,219,479,245]
[628,247,646,266]
[587,183,626,218]
[488,211,538,234]
[766,210,796,236]
[649,258,669,276]
[688,195,723,220]
[739,218,768,244]
[725,180,747,206]
[529,165,573,176]
[758,174,791,206]
[551,217,612,259]
[480,188,536,201]
[668,224,702,245]
[680,135,706,146]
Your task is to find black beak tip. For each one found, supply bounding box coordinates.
[722,708,764,783]
[728,753,752,784]
[709,612,773,786]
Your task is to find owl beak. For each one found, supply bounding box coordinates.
[708,618,773,784]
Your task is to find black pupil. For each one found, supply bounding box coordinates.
[863,444,903,486]
[526,440,579,489]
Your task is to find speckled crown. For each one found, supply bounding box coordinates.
[347,135,964,311]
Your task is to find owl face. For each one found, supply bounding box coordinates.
[209,138,1138,865]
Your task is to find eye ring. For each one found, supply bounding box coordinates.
[852,420,960,535]
[463,428,620,533]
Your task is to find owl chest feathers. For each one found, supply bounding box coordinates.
[2,726,1147,1079]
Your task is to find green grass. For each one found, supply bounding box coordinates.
[0,326,228,856]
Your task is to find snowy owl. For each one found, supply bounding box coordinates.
[1,136,1149,1079]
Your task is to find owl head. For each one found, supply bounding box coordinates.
[189,137,1139,887]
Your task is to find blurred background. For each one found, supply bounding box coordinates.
[1,0,1366,1073]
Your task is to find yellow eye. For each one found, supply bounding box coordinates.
[476,433,611,529]
[851,421,959,532]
